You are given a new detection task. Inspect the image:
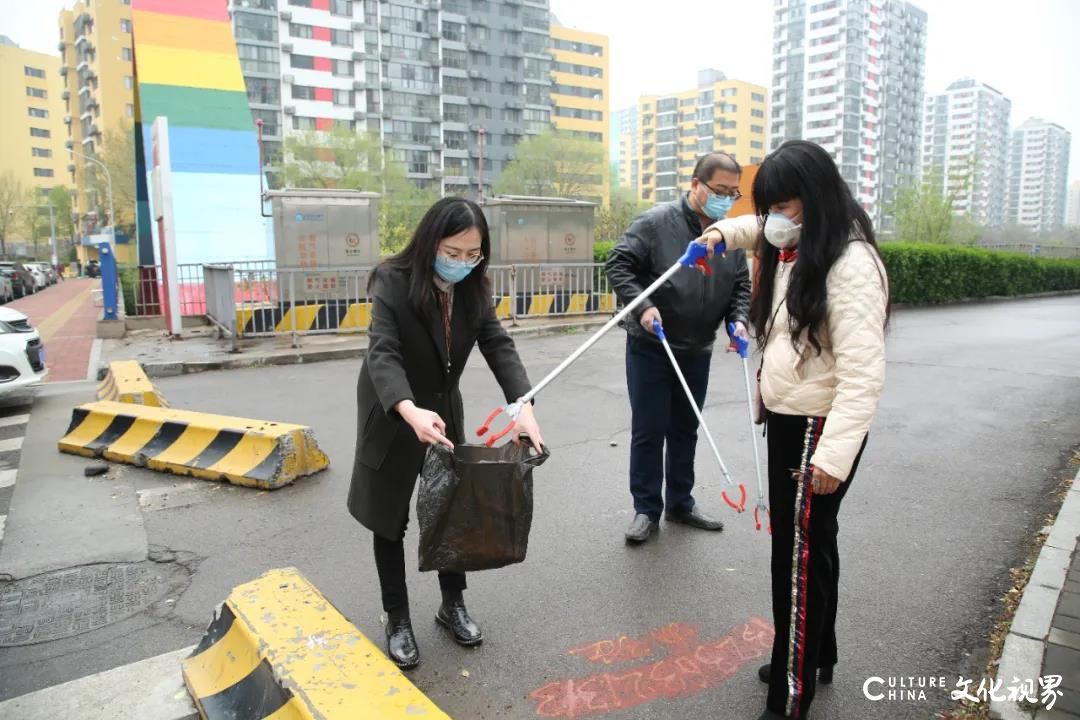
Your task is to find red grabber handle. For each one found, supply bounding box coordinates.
[476,407,517,448]
[722,484,747,513]
[755,506,772,534]
[695,257,713,276]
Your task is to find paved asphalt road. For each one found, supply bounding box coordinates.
[1,296,1078,720]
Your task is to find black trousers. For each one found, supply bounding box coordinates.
[765,411,866,719]
[373,515,466,619]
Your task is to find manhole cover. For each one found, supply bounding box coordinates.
[0,560,190,646]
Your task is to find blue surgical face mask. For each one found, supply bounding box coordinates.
[703,192,735,220]
[434,254,480,284]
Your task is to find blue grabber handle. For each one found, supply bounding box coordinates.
[678,240,722,277]
[651,318,665,341]
[728,322,750,359]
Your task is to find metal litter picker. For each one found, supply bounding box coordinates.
[729,322,770,533]
[477,239,725,446]
[651,319,747,513]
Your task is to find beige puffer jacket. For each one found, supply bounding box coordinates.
[708,214,888,481]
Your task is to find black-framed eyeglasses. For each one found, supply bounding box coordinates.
[704,183,742,201]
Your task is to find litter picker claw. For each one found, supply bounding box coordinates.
[476,240,723,447]
[652,318,746,513]
[729,322,770,533]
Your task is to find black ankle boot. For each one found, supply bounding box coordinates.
[436,599,483,646]
[385,617,419,669]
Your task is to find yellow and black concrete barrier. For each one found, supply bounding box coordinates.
[97,360,170,407]
[183,567,450,719]
[58,402,328,489]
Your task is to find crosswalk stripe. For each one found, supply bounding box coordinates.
[0,437,23,453]
[0,414,30,428]
[0,645,199,720]
[0,469,15,489]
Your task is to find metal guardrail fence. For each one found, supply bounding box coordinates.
[193,262,618,346]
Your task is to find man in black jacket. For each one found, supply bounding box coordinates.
[605,152,751,544]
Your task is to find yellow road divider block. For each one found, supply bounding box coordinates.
[59,402,328,489]
[528,294,555,316]
[183,567,451,720]
[98,361,169,407]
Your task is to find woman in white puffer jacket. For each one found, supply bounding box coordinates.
[699,140,889,720]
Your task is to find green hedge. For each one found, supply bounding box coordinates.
[118,265,138,315]
[880,244,1080,303]
[591,240,1080,303]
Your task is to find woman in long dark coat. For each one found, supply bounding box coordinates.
[347,197,544,670]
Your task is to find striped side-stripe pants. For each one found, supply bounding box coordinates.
[764,411,867,718]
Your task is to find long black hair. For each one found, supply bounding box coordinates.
[370,196,492,312]
[748,140,889,355]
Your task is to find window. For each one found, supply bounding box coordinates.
[30,127,50,138]
[553,61,603,78]
[332,29,352,47]
[126,104,134,117]
[235,13,277,42]
[120,19,131,33]
[331,0,352,15]
[34,168,54,178]
[291,54,315,70]
[554,107,603,122]
[122,47,132,61]
[333,59,353,77]
[28,107,48,118]
[334,89,354,106]
[551,38,602,56]
[751,109,765,118]
[26,87,47,99]
[751,141,763,149]
[752,92,765,102]
[292,116,317,130]
[721,88,737,97]
[293,85,317,100]
[239,44,280,75]
[751,125,764,133]
[290,23,314,39]
[24,66,45,79]
[32,147,52,158]
[124,75,133,89]
[290,0,314,6]
[245,77,280,105]
[551,84,602,100]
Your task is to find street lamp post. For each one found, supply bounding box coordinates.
[67,147,114,245]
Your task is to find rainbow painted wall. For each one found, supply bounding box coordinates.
[132,0,271,265]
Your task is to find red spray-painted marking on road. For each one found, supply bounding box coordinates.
[530,617,774,718]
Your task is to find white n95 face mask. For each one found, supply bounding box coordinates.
[763,212,802,249]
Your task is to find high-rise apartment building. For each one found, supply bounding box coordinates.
[922,79,1011,227]
[0,37,68,193]
[771,0,927,228]
[549,22,608,203]
[58,0,136,232]
[1008,118,1072,234]
[612,105,639,194]
[638,69,768,204]
[248,0,553,199]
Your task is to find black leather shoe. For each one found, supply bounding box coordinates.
[436,600,483,646]
[625,513,658,544]
[665,505,724,531]
[385,617,419,670]
[758,663,834,686]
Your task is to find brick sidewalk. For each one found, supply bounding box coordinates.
[8,279,99,382]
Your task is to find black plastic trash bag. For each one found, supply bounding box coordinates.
[418,441,549,573]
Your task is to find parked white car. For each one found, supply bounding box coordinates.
[0,275,12,304]
[0,307,47,394]
[25,265,47,292]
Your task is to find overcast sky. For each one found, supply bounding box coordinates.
[3,0,1077,183]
